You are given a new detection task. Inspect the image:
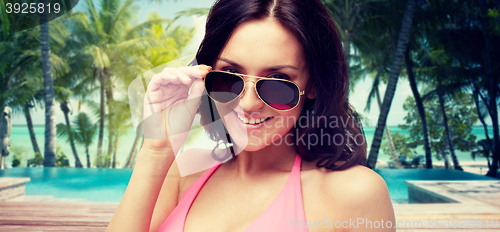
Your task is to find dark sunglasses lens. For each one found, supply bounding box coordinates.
[205,72,244,103]
[256,80,299,110]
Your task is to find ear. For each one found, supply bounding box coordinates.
[306,83,316,99]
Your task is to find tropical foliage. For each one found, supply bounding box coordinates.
[382,91,478,168]
[1,0,196,168]
[322,0,499,176]
[2,0,499,177]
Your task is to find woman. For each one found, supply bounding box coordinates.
[107,0,395,231]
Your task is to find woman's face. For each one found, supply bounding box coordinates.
[213,18,314,151]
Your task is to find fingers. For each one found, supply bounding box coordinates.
[148,65,211,92]
[178,65,212,80]
[147,86,189,112]
[184,79,205,115]
[143,64,210,129]
[188,79,205,100]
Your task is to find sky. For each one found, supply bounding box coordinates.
[10,0,423,127]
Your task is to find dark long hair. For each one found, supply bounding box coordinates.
[196,0,368,170]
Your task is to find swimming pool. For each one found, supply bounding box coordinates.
[375,169,496,203]
[0,168,496,203]
[0,167,132,202]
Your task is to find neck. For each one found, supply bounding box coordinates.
[227,134,298,177]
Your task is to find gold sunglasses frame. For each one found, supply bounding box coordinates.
[203,70,305,111]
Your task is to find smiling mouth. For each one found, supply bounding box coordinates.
[234,111,273,125]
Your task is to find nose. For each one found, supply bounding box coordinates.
[239,80,265,111]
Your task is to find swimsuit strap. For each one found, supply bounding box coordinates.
[244,154,308,231]
[157,154,308,232]
[157,162,221,232]
[293,153,302,169]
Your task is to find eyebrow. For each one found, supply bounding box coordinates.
[219,58,298,71]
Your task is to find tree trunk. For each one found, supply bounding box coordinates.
[473,89,492,168]
[367,0,417,168]
[404,46,433,169]
[106,72,114,168]
[0,106,11,169]
[0,106,3,169]
[485,82,499,178]
[486,90,499,178]
[85,147,91,168]
[442,149,450,169]
[484,35,499,178]
[60,101,83,168]
[438,94,463,171]
[97,69,105,159]
[124,124,143,168]
[24,105,41,155]
[107,131,114,167]
[40,5,56,167]
[375,88,403,169]
[112,134,119,168]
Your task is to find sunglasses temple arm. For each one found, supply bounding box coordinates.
[207,96,236,159]
[225,133,236,159]
[207,96,216,122]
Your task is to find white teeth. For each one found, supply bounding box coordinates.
[235,112,271,125]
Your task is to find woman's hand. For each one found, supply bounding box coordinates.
[142,65,211,155]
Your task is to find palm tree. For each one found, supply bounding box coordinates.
[322,0,378,88]
[411,44,470,170]
[437,92,461,170]
[71,0,168,161]
[72,112,98,168]
[366,0,417,168]
[421,83,466,170]
[321,0,369,66]
[404,45,433,168]
[40,0,57,167]
[0,34,42,156]
[0,19,69,160]
[59,100,83,167]
[57,112,97,167]
[423,0,499,176]
[10,83,43,157]
[116,12,195,168]
[24,104,41,155]
[353,19,405,168]
[366,67,404,168]
[107,99,133,168]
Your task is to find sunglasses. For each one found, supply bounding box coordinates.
[204,71,305,111]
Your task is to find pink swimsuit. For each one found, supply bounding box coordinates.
[157,154,309,232]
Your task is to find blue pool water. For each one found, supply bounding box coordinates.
[0,168,496,203]
[375,169,496,203]
[0,168,132,202]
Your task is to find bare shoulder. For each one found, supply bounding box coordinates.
[304,163,391,202]
[325,165,388,195]
[302,162,395,231]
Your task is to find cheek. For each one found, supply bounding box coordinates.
[214,100,239,118]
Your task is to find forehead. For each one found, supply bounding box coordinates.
[218,18,305,71]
